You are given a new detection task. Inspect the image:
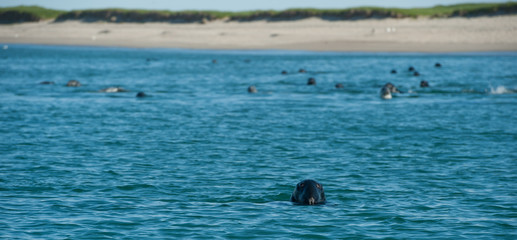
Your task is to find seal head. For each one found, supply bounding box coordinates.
[420,80,429,88]
[380,82,401,99]
[66,80,81,87]
[290,179,326,205]
[248,85,257,93]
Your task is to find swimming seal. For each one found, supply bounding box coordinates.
[281,70,288,75]
[420,80,429,88]
[248,85,257,93]
[413,71,420,76]
[408,66,415,72]
[40,81,55,85]
[391,69,397,74]
[380,82,401,99]
[99,87,128,93]
[299,69,306,73]
[290,179,326,205]
[66,80,81,87]
[335,83,344,89]
[136,92,147,97]
[435,62,442,67]
[307,77,316,85]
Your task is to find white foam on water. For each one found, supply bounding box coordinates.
[489,86,515,94]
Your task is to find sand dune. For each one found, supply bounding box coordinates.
[1,16,516,52]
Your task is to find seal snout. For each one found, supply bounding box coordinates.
[290,179,326,205]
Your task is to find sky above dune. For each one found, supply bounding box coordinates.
[0,0,511,11]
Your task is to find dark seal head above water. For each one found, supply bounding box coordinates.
[307,77,316,85]
[248,85,257,93]
[380,82,401,100]
[420,80,430,88]
[290,179,326,205]
[66,80,81,87]
[136,92,147,97]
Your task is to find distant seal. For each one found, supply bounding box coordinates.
[212,59,217,64]
[380,82,401,99]
[420,80,430,88]
[136,92,147,97]
[281,70,288,75]
[290,179,326,205]
[335,83,344,89]
[408,66,415,72]
[40,81,55,85]
[435,62,442,67]
[307,77,316,85]
[413,71,420,76]
[391,69,397,74]
[248,85,257,93]
[299,69,306,73]
[66,80,81,87]
[99,87,127,93]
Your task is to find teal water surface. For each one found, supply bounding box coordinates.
[1,45,516,239]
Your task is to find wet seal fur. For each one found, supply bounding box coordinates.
[290,179,326,205]
[380,82,401,99]
[420,80,430,88]
[248,85,257,93]
[66,80,81,87]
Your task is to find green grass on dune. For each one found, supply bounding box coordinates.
[395,2,517,17]
[0,5,64,20]
[1,2,516,23]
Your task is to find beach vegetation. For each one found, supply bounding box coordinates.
[1,2,516,24]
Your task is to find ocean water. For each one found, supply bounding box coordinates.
[1,44,516,239]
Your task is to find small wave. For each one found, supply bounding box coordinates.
[489,86,516,95]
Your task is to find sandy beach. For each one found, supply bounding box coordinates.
[1,16,517,52]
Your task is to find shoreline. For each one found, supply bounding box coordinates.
[4,42,517,54]
[1,16,517,52]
